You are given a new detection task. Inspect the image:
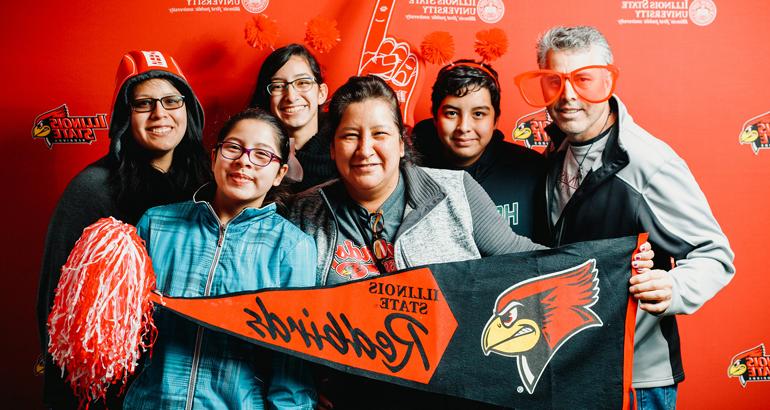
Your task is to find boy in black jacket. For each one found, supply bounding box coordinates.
[412,60,545,239]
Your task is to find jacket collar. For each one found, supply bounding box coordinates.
[318,164,445,211]
[594,97,630,184]
[401,164,446,210]
[544,96,631,234]
[192,182,277,226]
[396,165,446,239]
[464,130,505,181]
[319,165,447,239]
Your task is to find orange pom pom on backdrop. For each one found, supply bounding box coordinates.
[474,28,508,63]
[420,31,455,65]
[305,16,341,54]
[244,14,280,50]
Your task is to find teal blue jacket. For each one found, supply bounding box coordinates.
[125,189,317,409]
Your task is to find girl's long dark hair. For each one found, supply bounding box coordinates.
[250,43,324,110]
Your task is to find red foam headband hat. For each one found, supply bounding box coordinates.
[110,50,187,116]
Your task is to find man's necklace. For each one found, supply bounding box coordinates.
[571,110,613,181]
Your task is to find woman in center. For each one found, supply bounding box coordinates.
[290,75,543,286]
[289,75,544,407]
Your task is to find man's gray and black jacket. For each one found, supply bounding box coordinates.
[541,95,735,388]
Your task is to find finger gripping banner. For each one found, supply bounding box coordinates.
[152,235,641,408]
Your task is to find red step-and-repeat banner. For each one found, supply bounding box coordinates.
[2,0,768,407]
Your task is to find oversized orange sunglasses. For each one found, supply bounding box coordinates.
[514,65,619,107]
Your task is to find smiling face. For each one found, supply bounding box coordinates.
[434,88,497,167]
[545,46,612,143]
[268,55,328,141]
[130,78,188,171]
[212,118,288,218]
[331,98,404,208]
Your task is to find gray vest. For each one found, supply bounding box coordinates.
[289,166,481,285]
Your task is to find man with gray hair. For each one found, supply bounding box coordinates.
[514,25,734,409]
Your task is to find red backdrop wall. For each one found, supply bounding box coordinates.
[3,0,768,407]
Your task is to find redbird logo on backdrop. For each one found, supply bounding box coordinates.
[513,108,552,151]
[738,110,770,154]
[31,104,108,149]
[727,343,770,387]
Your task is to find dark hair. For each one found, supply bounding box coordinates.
[111,76,211,222]
[216,108,291,164]
[250,43,324,110]
[430,59,501,120]
[215,108,291,212]
[326,75,416,166]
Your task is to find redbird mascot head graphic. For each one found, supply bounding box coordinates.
[481,259,603,394]
[32,104,69,148]
[727,344,765,387]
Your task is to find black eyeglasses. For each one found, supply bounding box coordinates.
[368,210,395,273]
[129,95,186,113]
[266,78,317,96]
[216,141,282,167]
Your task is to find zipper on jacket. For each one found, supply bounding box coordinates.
[545,162,564,247]
[546,154,573,248]
[553,191,571,248]
[319,190,338,285]
[555,219,565,247]
[185,222,227,410]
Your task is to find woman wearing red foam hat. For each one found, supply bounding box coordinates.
[36,50,211,409]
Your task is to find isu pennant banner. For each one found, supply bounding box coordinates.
[150,235,643,408]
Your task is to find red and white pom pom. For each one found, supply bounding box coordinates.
[47,217,158,407]
[420,31,455,65]
[305,16,341,54]
[244,14,279,50]
[474,28,508,63]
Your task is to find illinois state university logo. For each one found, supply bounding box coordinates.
[513,108,552,151]
[689,0,717,26]
[481,259,602,394]
[738,110,770,154]
[477,0,505,24]
[242,0,269,14]
[32,104,108,149]
[728,344,770,387]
